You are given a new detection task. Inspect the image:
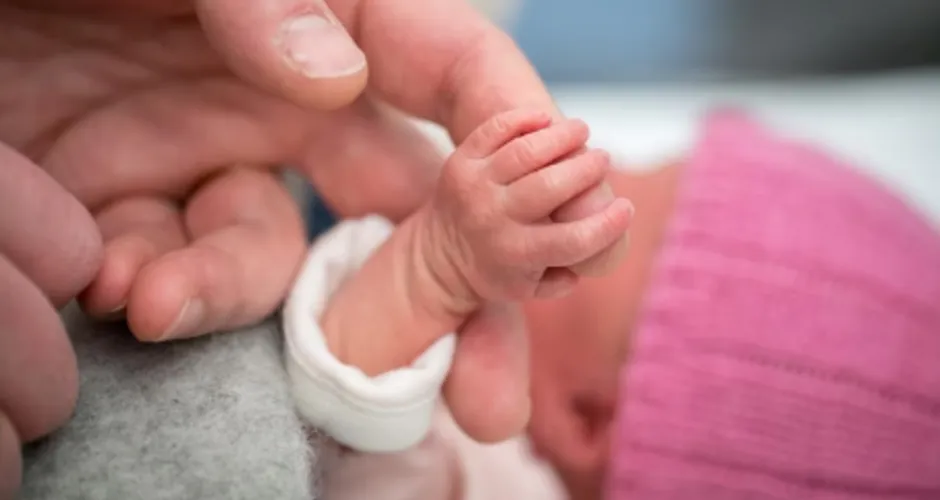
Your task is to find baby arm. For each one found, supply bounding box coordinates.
[284,110,631,453]
[321,109,632,376]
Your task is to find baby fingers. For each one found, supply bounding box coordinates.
[490,118,590,184]
[523,197,633,268]
[460,108,553,159]
[504,149,612,222]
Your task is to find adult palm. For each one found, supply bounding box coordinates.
[1,2,445,342]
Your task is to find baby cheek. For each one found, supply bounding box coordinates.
[525,298,591,379]
[524,293,626,434]
[525,293,629,496]
[524,280,630,367]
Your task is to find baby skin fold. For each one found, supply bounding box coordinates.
[320,109,634,376]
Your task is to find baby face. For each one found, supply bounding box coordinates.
[523,165,680,499]
[523,264,635,498]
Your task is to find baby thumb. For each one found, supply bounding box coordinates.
[195,0,368,110]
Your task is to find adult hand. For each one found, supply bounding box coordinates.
[0,143,99,497]
[1,1,443,342]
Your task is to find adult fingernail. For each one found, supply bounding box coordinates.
[160,299,205,340]
[99,302,127,322]
[278,8,366,78]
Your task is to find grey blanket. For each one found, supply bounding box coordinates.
[20,306,316,500]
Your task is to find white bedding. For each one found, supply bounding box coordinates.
[419,69,940,223]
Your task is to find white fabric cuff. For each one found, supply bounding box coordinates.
[283,215,456,453]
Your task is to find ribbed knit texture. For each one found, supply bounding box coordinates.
[606,112,940,499]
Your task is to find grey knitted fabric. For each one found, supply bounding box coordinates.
[20,306,317,500]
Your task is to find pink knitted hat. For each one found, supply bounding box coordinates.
[606,113,940,499]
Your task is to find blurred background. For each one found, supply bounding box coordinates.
[307,1,940,235]
[488,0,940,82]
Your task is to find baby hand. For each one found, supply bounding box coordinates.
[422,109,633,307]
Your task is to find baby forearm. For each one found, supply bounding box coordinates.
[320,209,471,376]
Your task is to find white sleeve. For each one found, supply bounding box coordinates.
[282,215,457,453]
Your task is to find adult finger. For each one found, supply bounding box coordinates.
[125,168,306,341]
[443,302,530,443]
[44,80,308,210]
[0,255,78,442]
[0,411,21,500]
[79,197,188,317]
[195,0,368,110]
[0,143,101,306]
[297,101,443,222]
[45,81,438,221]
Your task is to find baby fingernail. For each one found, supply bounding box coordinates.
[278,9,366,78]
[160,299,205,340]
[622,197,636,218]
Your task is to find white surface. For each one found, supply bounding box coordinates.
[284,216,456,453]
[418,69,940,222]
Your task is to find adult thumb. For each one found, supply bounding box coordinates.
[444,303,531,443]
[195,0,369,110]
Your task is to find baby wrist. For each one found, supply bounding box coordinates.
[408,206,482,319]
[283,216,457,452]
